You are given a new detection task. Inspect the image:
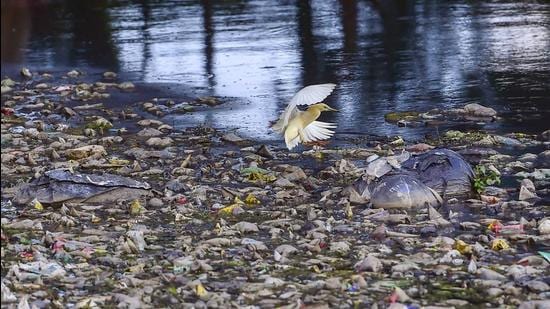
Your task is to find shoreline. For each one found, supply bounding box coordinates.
[1,69,549,308]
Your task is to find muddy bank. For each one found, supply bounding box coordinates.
[1,69,549,308]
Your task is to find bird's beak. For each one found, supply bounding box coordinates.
[327,106,338,112]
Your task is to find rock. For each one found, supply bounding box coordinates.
[66,70,80,77]
[241,238,268,251]
[478,268,506,281]
[256,145,274,159]
[16,261,66,279]
[127,230,146,252]
[137,128,164,137]
[137,119,165,127]
[146,137,173,148]
[103,71,117,79]
[392,286,411,302]
[274,178,294,188]
[371,175,442,209]
[113,294,143,308]
[468,259,477,274]
[525,280,549,292]
[463,103,497,117]
[87,117,113,132]
[536,150,550,168]
[21,68,32,78]
[354,255,383,272]
[324,277,342,290]
[148,198,163,208]
[118,82,135,90]
[515,169,550,180]
[519,179,538,201]
[329,241,350,254]
[486,288,503,297]
[275,244,298,256]
[125,148,175,159]
[283,168,307,182]
[1,78,16,87]
[518,153,538,163]
[14,169,151,205]
[493,135,522,146]
[518,300,550,309]
[222,133,245,143]
[2,219,43,230]
[406,143,434,153]
[391,262,419,273]
[1,281,16,303]
[234,222,259,234]
[66,145,107,160]
[197,96,221,106]
[538,219,550,235]
[264,276,285,288]
[1,85,12,94]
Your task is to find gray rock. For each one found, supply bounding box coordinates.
[221,133,245,143]
[275,244,298,256]
[479,268,506,281]
[21,67,32,78]
[146,137,173,148]
[518,300,550,309]
[354,255,383,272]
[148,198,163,208]
[234,222,259,234]
[486,288,503,297]
[463,103,497,117]
[118,82,135,90]
[540,130,550,141]
[137,128,164,137]
[125,147,175,160]
[536,150,550,168]
[329,241,351,254]
[493,135,522,146]
[241,238,268,251]
[103,71,117,78]
[526,280,549,292]
[1,281,16,303]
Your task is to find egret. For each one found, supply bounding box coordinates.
[272,84,338,150]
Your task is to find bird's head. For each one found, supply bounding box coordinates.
[309,103,338,112]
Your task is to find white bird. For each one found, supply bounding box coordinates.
[272,84,338,150]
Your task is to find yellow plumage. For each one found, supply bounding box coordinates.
[273,84,338,150]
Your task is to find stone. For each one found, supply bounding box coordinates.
[103,71,117,78]
[148,198,163,208]
[354,255,383,272]
[137,128,164,137]
[221,133,245,143]
[66,145,107,160]
[146,137,173,148]
[463,103,497,117]
[478,268,506,281]
[118,82,135,90]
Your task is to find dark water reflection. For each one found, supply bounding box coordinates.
[2,0,549,140]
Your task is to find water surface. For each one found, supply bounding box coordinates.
[2,0,549,141]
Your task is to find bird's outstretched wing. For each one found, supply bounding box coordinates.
[301,121,336,143]
[272,83,336,133]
